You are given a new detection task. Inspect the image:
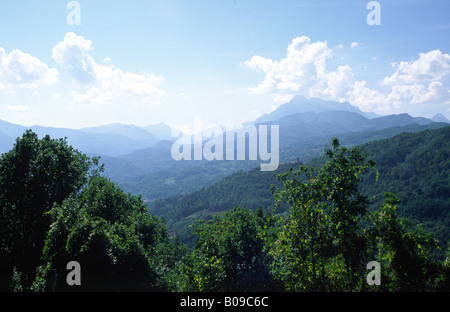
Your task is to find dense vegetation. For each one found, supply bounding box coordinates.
[0,130,449,292]
[361,127,450,257]
[150,126,450,258]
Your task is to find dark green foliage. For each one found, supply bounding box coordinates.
[361,126,450,258]
[369,193,442,291]
[0,130,92,291]
[152,126,450,261]
[188,207,281,292]
[0,130,184,292]
[149,166,291,246]
[269,138,447,291]
[33,175,169,291]
[1,129,449,292]
[271,138,376,291]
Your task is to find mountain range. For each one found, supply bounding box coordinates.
[0,119,173,156]
[252,95,381,123]
[1,96,449,202]
[2,96,450,256]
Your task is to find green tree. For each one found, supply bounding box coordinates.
[370,193,441,291]
[271,138,447,291]
[271,138,375,291]
[0,130,92,291]
[33,175,168,291]
[189,206,279,291]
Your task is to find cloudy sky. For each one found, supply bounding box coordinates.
[0,0,449,129]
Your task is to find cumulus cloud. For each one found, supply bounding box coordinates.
[243,36,450,116]
[52,32,165,108]
[0,47,59,91]
[380,49,450,113]
[52,32,96,85]
[243,36,332,96]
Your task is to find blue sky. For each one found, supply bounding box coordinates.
[0,0,449,128]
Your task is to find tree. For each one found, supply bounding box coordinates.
[33,175,169,291]
[270,138,447,291]
[370,193,441,291]
[0,130,92,291]
[189,206,280,291]
[271,138,375,291]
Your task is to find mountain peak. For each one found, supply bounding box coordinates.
[432,113,450,123]
[254,96,373,123]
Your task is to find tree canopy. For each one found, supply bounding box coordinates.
[0,131,449,292]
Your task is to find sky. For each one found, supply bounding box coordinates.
[0,0,449,129]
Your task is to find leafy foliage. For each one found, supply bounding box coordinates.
[270,138,376,291]
[361,126,450,258]
[0,130,92,290]
[369,193,442,291]
[187,207,281,292]
[33,175,169,291]
[1,129,449,292]
[269,138,448,291]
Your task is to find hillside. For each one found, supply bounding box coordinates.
[120,121,447,201]
[361,125,450,256]
[149,125,450,256]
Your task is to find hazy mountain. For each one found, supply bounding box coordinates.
[0,96,445,190]
[432,113,450,123]
[0,120,162,157]
[0,120,27,154]
[97,99,442,196]
[253,95,379,124]
[144,123,174,141]
[82,123,160,143]
[117,121,448,202]
[0,130,15,154]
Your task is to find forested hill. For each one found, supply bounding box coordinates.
[149,125,450,254]
[361,125,450,252]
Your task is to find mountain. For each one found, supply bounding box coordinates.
[253,95,379,124]
[81,123,160,144]
[115,117,448,204]
[1,96,447,199]
[0,120,163,157]
[144,123,174,141]
[0,120,26,154]
[432,113,450,123]
[97,97,444,201]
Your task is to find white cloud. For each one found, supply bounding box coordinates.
[52,32,96,85]
[0,47,59,91]
[382,50,450,86]
[350,42,358,48]
[243,36,450,116]
[380,49,450,113]
[243,36,332,96]
[52,32,165,109]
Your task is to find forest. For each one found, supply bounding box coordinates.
[0,129,449,292]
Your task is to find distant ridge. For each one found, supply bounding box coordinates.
[0,120,173,156]
[432,113,450,123]
[81,123,160,145]
[253,95,380,124]
[143,122,174,141]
